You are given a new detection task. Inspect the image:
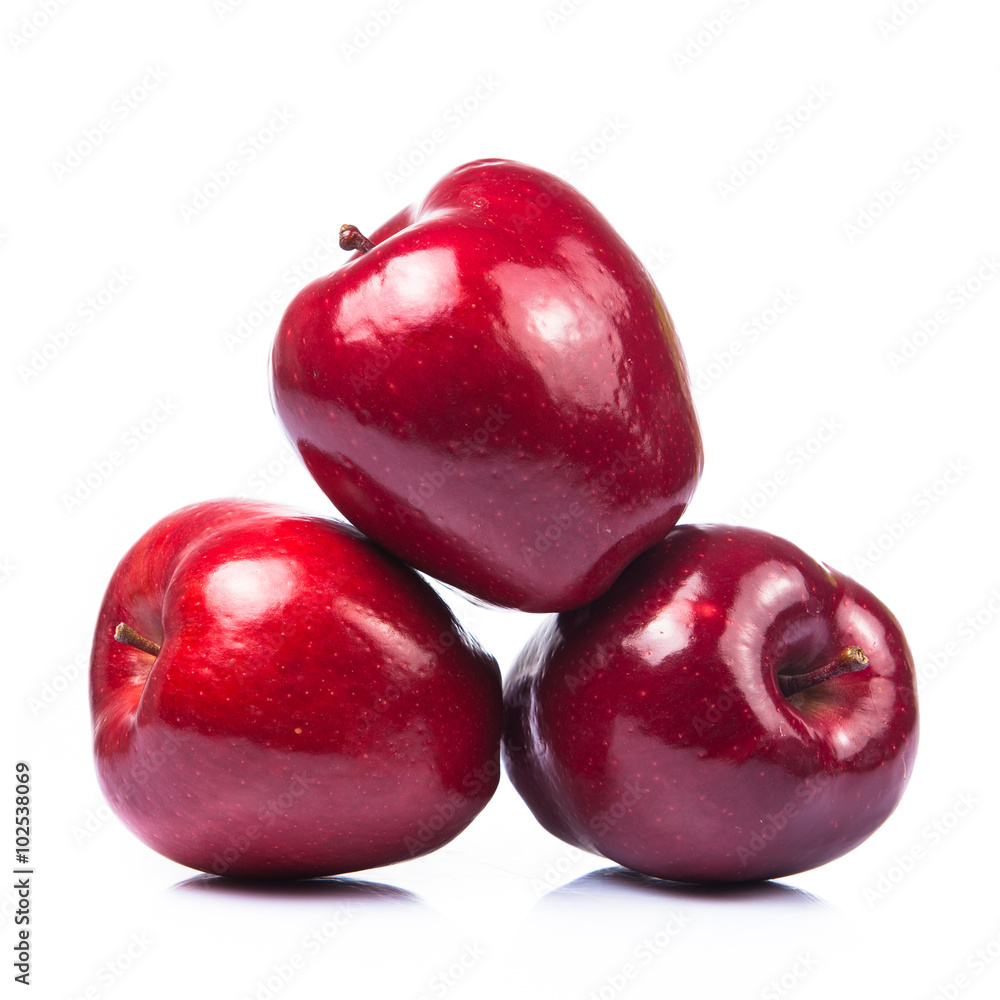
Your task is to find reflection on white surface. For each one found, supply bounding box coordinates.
[157,854,846,1000]
[540,866,830,909]
[173,873,425,906]
[508,867,848,999]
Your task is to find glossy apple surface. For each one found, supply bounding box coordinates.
[90,499,502,878]
[503,524,919,882]
[271,158,702,612]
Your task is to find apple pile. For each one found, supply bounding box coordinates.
[90,159,917,882]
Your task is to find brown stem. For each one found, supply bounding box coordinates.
[114,623,161,657]
[339,224,375,254]
[778,645,869,697]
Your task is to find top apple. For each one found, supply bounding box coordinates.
[271,159,702,612]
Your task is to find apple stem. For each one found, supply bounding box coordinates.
[339,224,375,254]
[114,623,161,657]
[778,645,869,697]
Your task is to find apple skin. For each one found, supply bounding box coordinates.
[503,524,919,883]
[270,158,703,613]
[90,499,502,879]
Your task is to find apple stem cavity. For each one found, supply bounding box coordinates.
[778,645,869,697]
[339,224,375,254]
[114,623,161,657]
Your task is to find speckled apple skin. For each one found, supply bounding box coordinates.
[90,499,502,878]
[270,159,703,613]
[503,524,919,883]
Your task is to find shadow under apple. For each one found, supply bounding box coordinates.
[525,865,845,960]
[173,873,424,907]
[544,866,828,908]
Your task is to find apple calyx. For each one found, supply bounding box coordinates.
[778,645,869,697]
[339,224,375,254]
[114,623,161,657]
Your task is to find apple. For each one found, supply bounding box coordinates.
[270,158,703,612]
[503,523,919,882]
[90,499,502,878]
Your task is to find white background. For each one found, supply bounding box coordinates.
[3,0,999,997]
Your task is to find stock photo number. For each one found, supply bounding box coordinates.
[13,761,32,986]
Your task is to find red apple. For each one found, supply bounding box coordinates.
[503,524,919,882]
[90,499,502,878]
[270,158,703,612]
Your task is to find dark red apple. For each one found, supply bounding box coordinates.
[270,158,702,612]
[90,499,502,878]
[503,524,919,882]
